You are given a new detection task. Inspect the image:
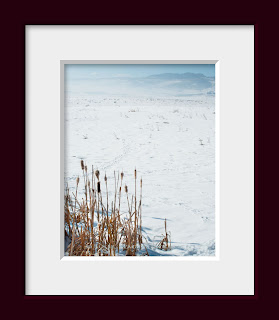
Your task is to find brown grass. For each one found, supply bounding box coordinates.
[157,218,171,251]
[64,161,149,256]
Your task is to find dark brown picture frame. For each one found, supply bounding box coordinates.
[4,0,270,316]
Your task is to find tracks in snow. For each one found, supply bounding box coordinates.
[99,138,132,171]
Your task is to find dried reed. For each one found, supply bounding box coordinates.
[157,218,171,251]
[64,162,148,256]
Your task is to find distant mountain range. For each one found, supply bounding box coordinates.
[67,72,215,97]
[147,72,212,80]
[133,72,215,94]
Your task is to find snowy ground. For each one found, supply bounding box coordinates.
[64,95,215,256]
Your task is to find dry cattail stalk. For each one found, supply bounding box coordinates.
[95,170,100,180]
[69,225,75,256]
[139,177,143,249]
[65,163,151,256]
[104,173,109,221]
[157,218,171,251]
[134,169,137,246]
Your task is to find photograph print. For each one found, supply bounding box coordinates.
[64,63,216,257]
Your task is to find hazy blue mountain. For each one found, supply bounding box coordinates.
[66,72,215,97]
[147,72,207,80]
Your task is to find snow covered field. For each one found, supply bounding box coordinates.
[64,94,215,256]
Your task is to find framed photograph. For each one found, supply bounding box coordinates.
[26,25,254,295]
[62,61,217,258]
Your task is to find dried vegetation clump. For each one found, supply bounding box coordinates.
[157,218,171,251]
[65,161,148,256]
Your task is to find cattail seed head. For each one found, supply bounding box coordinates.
[140,178,142,188]
[95,170,100,180]
[104,173,107,182]
[76,176,80,185]
[134,169,137,179]
[119,186,121,192]
[97,181,101,193]
[121,172,124,180]
[81,160,84,170]
[125,185,128,193]
[85,165,87,173]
